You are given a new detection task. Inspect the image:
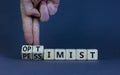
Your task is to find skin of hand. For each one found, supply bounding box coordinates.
[20,0,60,45]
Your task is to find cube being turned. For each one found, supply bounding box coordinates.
[21,45,33,60]
[32,45,44,60]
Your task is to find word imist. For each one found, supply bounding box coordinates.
[21,45,98,60]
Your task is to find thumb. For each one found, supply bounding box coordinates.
[22,0,40,17]
[26,8,40,17]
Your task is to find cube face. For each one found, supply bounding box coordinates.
[87,49,98,60]
[21,45,33,60]
[66,49,76,60]
[32,45,44,60]
[55,49,66,60]
[44,49,55,60]
[76,49,87,60]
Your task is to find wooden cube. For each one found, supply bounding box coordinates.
[21,45,33,60]
[44,49,55,60]
[32,45,44,60]
[65,49,76,60]
[55,49,65,60]
[87,49,98,60]
[76,49,87,60]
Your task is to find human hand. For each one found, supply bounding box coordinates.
[20,0,60,45]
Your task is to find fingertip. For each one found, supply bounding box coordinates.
[40,16,49,22]
[47,2,57,16]
[40,1,50,22]
[33,41,40,45]
[24,34,33,45]
[24,31,33,45]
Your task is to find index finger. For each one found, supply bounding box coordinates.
[22,16,33,45]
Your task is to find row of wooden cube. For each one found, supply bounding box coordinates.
[21,45,98,60]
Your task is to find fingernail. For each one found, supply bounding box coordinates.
[34,12,40,17]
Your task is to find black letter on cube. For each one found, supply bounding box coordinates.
[21,45,32,60]
[57,52,64,58]
[33,53,43,60]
